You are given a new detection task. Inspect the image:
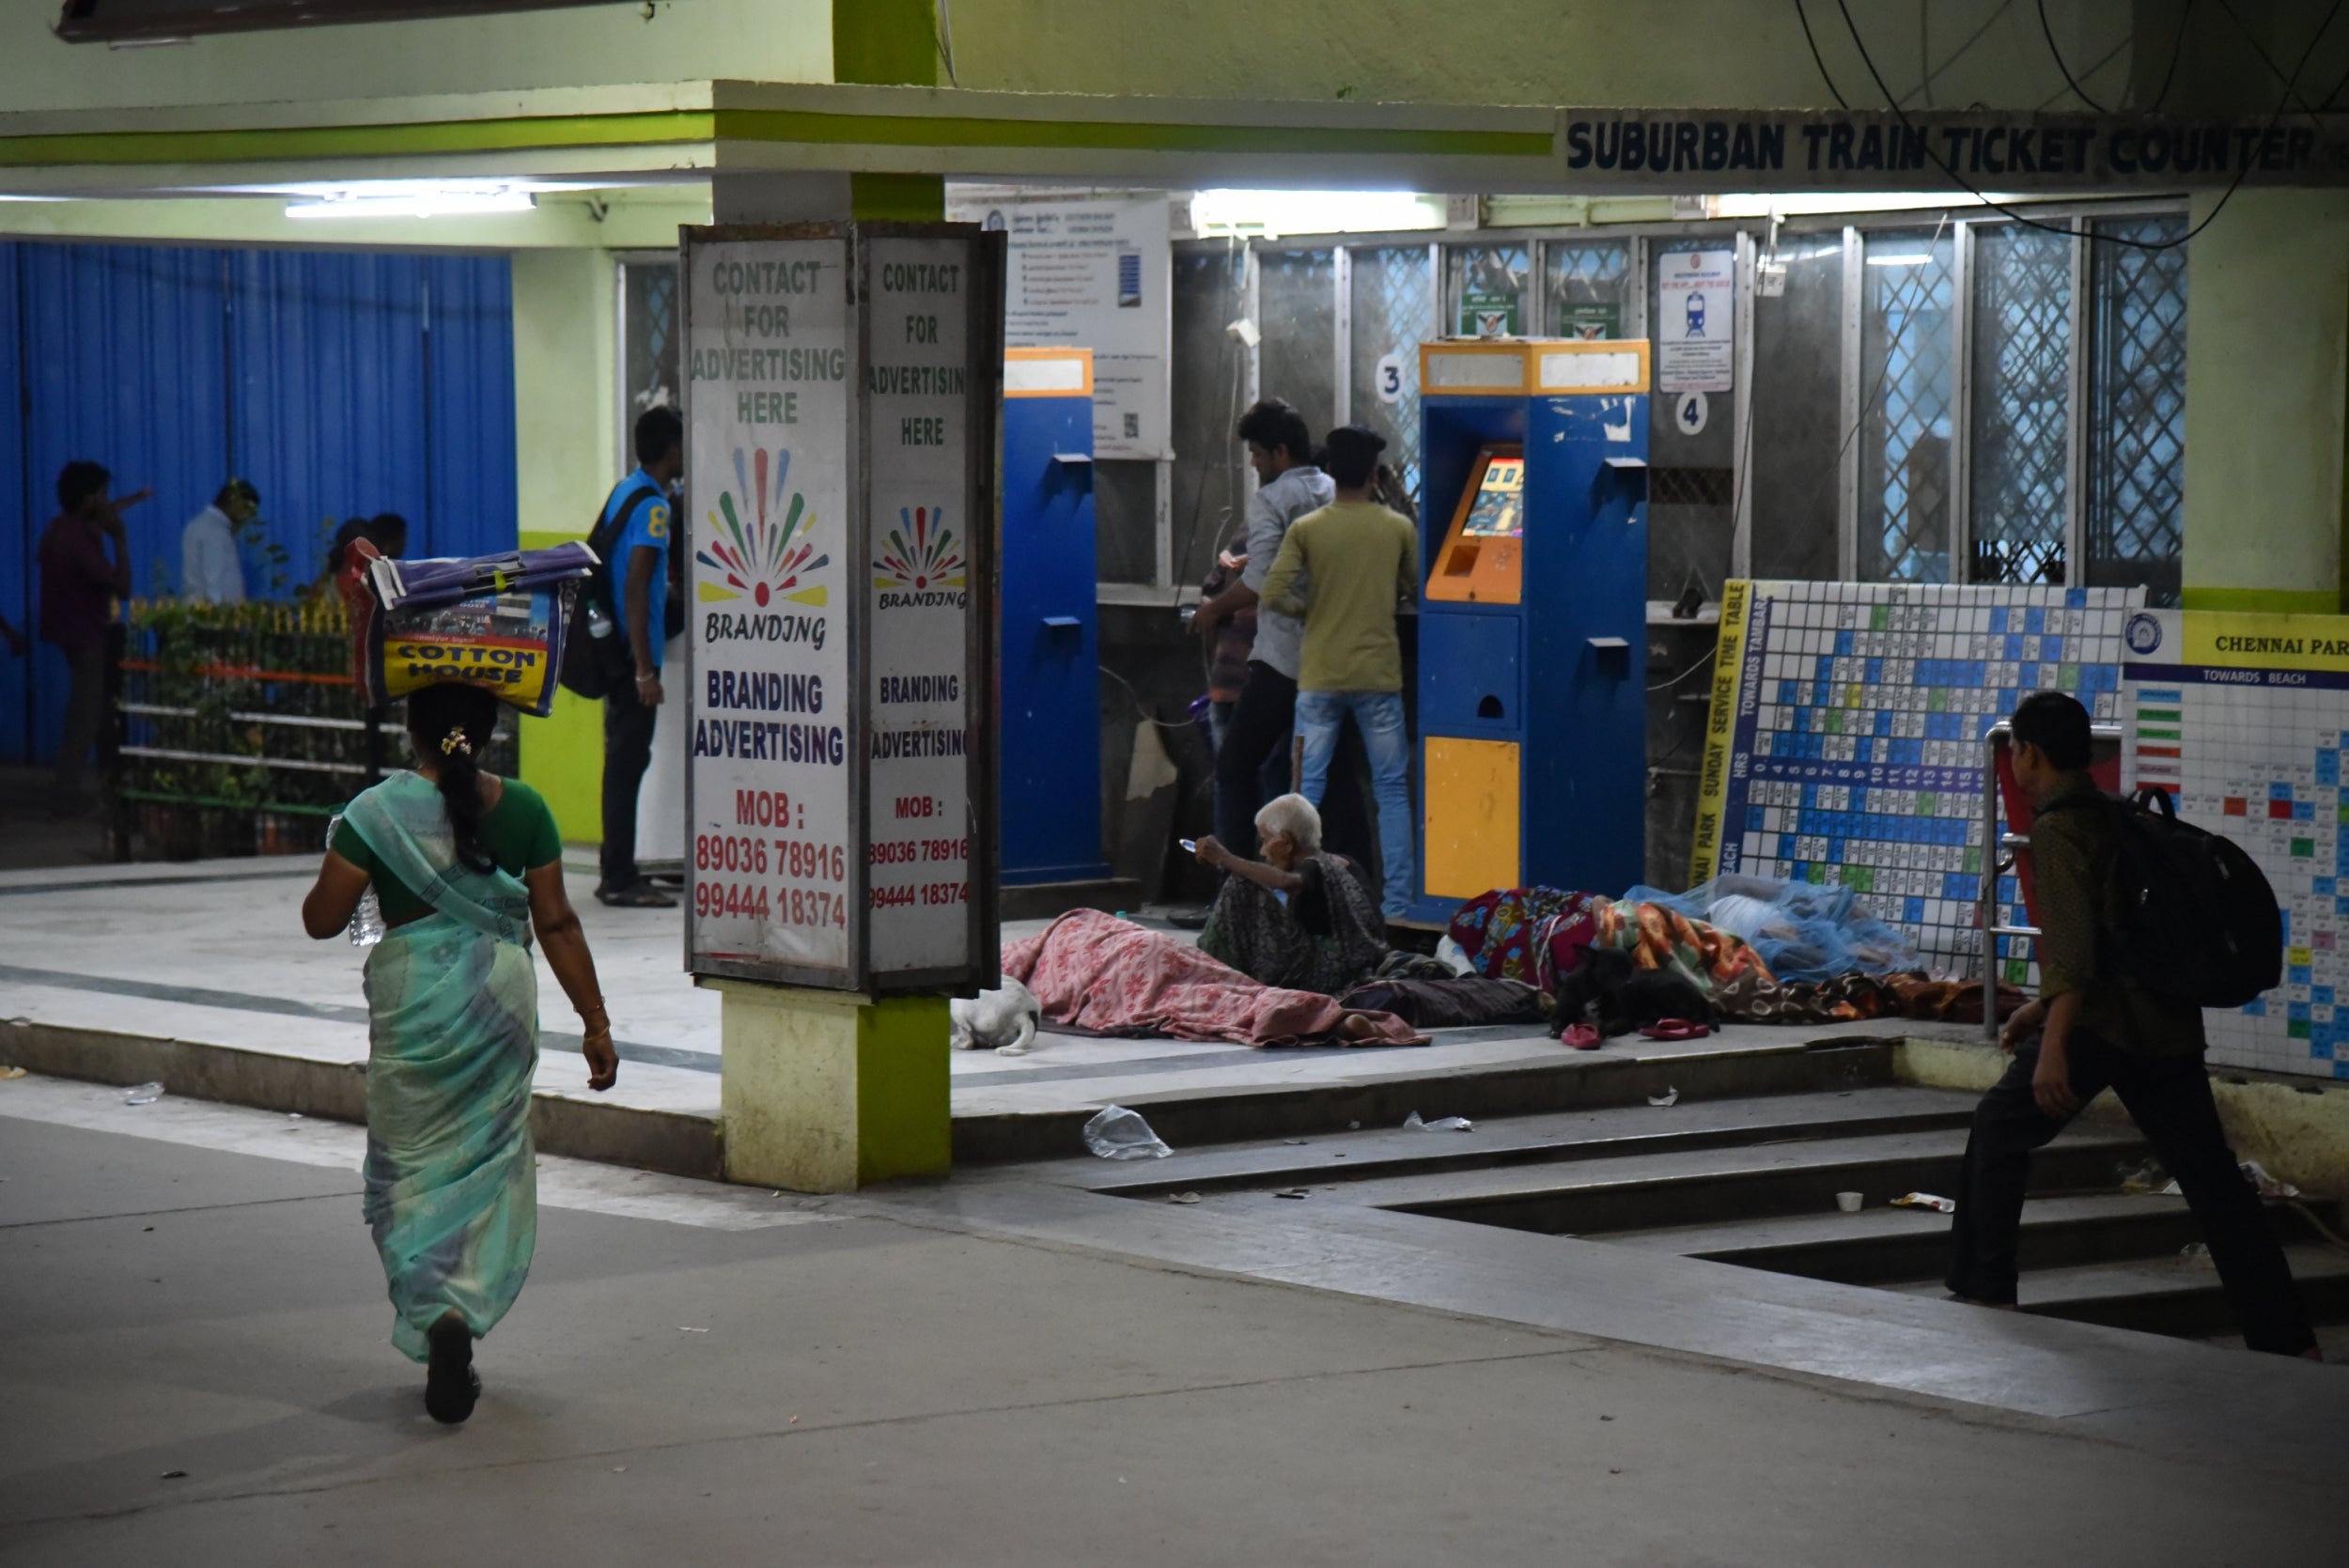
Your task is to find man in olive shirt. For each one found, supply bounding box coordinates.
[1260,426,1419,920]
[1947,691,2316,1357]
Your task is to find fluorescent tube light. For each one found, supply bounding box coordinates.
[287,187,537,220]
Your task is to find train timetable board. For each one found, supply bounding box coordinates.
[2123,608,2349,1079]
[681,223,1002,994]
[1694,580,2142,978]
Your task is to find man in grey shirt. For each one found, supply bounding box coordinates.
[1195,398,1333,853]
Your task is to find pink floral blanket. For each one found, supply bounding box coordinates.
[1002,909,1423,1048]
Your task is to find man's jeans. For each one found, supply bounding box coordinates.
[1212,661,1299,855]
[1946,1036,2315,1356]
[1296,689,1415,919]
[53,642,108,810]
[600,676,659,892]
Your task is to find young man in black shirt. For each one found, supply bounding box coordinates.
[1947,691,2318,1358]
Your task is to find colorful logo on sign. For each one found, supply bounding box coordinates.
[872,506,966,595]
[697,446,827,608]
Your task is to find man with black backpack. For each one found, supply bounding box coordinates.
[1947,691,2319,1357]
[589,406,684,908]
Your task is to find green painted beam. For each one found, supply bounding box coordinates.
[0,105,1552,169]
[2178,586,2343,614]
[0,111,715,166]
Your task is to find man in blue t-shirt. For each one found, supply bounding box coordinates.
[597,405,684,907]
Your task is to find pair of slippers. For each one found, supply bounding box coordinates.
[1558,1017,1711,1050]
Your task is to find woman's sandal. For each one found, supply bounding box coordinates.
[425,1316,481,1425]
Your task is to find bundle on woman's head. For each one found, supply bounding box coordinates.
[406,682,501,872]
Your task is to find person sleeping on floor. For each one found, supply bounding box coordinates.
[998,795,1536,1048]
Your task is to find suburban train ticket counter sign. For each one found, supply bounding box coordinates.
[681,223,1003,998]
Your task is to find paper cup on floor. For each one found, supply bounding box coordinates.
[1835,1191,1863,1213]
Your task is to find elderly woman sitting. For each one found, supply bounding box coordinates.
[1194,793,1392,995]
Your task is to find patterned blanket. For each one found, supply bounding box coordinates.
[1448,887,1774,997]
[1448,885,2025,1026]
[1003,909,1424,1047]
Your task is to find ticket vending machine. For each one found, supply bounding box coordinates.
[1409,338,1651,922]
[997,348,1109,886]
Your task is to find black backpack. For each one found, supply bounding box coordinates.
[557,485,658,700]
[2038,787,2282,1009]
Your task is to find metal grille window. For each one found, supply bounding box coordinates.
[1258,248,1338,441]
[1749,238,1846,583]
[2087,213,2189,606]
[1968,224,2072,586]
[1542,239,1632,339]
[1445,243,1531,338]
[1168,246,1251,590]
[1859,228,1956,583]
[1348,244,1436,507]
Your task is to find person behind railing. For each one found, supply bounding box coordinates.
[179,478,261,605]
[1946,690,2320,1358]
[321,513,411,598]
[38,460,149,818]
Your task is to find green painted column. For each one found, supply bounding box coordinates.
[2180,189,2349,614]
[716,983,951,1191]
[833,0,944,222]
[703,3,955,1190]
[832,0,938,87]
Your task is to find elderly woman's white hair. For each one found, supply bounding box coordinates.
[1252,792,1322,854]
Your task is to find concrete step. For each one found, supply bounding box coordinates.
[955,1034,1907,1164]
[1606,1192,2227,1285]
[1885,1242,2349,1337]
[1288,1124,2149,1237]
[1057,1085,1984,1198]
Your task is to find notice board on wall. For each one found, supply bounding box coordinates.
[2122,609,2349,1080]
[1692,580,2143,979]
[943,186,1170,460]
[680,224,1001,993]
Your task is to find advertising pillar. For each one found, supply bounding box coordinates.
[681,222,1002,1191]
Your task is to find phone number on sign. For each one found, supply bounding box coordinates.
[869,838,969,865]
[695,833,846,883]
[694,879,848,928]
[870,881,969,908]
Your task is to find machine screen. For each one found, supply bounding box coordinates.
[1461,456,1524,537]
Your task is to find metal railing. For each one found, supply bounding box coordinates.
[1976,719,2125,1042]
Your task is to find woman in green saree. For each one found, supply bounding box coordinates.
[303,681,619,1424]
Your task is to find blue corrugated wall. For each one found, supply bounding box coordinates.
[1,241,517,764]
[0,245,24,768]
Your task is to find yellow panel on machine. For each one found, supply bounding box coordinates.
[1423,736,1520,900]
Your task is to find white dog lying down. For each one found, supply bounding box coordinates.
[950,978,1041,1056]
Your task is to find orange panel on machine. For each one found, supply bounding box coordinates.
[1424,445,1524,605]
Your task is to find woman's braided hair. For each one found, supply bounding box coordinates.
[404,682,502,872]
